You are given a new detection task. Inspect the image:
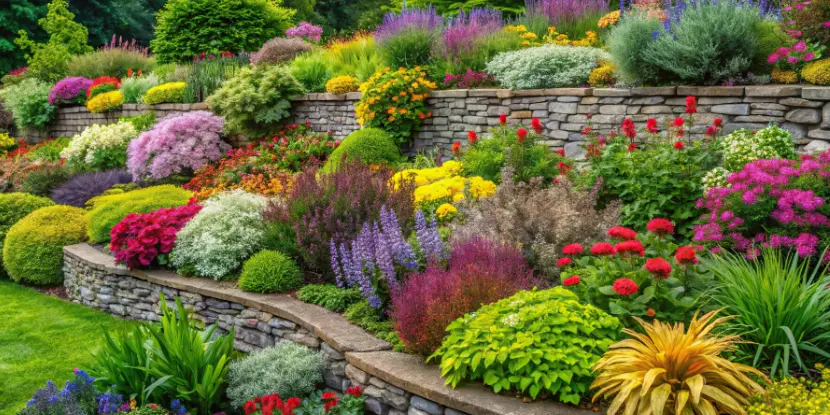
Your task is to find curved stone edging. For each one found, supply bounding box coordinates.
[62,243,594,415]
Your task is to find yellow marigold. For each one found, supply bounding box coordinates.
[468,176,497,198]
[325,75,360,94]
[504,24,527,33]
[435,203,457,219]
[598,10,621,28]
[521,40,531,47]
[520,32,538,40]
[802,58,830,86]
[86,90,123,113]
[772,68,799,84]
[442,160,463,175]
[588,63,616,87]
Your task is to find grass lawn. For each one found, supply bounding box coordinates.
[0,280,135,415]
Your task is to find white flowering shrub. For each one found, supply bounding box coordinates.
[485,45,610,90]
[60,121,138,171]
[702,167,730,192]
[226,342,326,408]
[703,125,796,191]
[170,190,268,279]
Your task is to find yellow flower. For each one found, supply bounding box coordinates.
[441,160,463,175]
[435,203,457,219]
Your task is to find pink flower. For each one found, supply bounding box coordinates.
[793,41,807,53]
[767,54,780,64]
[788,56,801,65]
[824,21,830,28]
[777,47,792,56]
[805,52,816,62]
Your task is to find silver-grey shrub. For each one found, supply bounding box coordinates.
[121,74,160,104]
[226,341,327,407]
[251,37,313,66]
[485,45,610,90]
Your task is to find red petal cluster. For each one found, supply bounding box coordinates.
[646,218,675,235]
[644,257,672,280]
[612,278,639,296]
[590,242,615,256]
[615,240,645,257]
[110,201,202,269]
[608,226,637,240]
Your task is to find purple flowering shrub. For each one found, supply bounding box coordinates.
[285,21,323,43]
[50,170,134,207]
[48,77,92,105]
[694,151,830,259]
[441,8,503,59]
[127,111,230,181]
[20,369,111,415]
[374,5,443,42]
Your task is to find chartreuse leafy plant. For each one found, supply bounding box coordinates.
[747,365,830,415]
[142,82,186,104]
[321,128,401,173]
[429,287,621,404]
[86,185,193,243]
[591,310,767,415]
[0,193,54,276]
[0,78,57,130]
[238,250,303,293]
[702,249,830,378]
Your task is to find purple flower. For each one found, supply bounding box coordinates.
[804,52,816,61]
[374,5,442,42]
[49,77,92,105]
[525,0,609,25]
[286,21,323,42]
[441,8,502,58]
[414,211,446,262]
[787,55,801,64]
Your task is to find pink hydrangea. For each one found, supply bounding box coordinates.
[110,201,202,269]
[127,111,230,180]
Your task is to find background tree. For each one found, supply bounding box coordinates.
[14,0,92,81]
[0,0,47,74]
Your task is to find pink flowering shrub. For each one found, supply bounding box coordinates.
[694,151,830,258]
[442,70,495,89]
[285,22,323,43]
[110,201,202,269]
[127,111,230,180]
[49,77,92,105]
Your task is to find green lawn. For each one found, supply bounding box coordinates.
[0,280,135,415]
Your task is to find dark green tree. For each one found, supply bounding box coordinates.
[15,0,92,81]
[0,0,48,74]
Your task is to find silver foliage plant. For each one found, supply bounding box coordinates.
[452,167,621,279]
[226,341,327,408]
[485,45,610,90]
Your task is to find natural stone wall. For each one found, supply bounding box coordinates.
[289,93,361,141]
[63,244,588,415]
[50,103,211,139]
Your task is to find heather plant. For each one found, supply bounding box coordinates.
[127,111,229,181]
[266,160,415,273]
[238,250,303,293]
[50,170,135,207]
[121,74,160,104]
[0,78,56,130]
[66,48,155,79]
[208,65,304,136]
[251,37,312,66]
[18,369,99,415]
[485,45,609,89]
[429,287,621,404]
[442,70,497,89]
[694,152,830,259]
[48,76,92,105]
[61,121,138,171]
[86,185,193,243]
[296,284,363,312]
[226,342,326,408]
[171,190,269,279]
[110,202,202,269]
[452,167,620,279]
[392,237,539,355]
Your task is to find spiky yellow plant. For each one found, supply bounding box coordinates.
[591,310,767,415]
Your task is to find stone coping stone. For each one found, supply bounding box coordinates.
[64,243,391,353]
[802,87,830,101]
[744,85,802,97]
[346,351,594,415]
[592,88,631,97]
[676,86,744,96]
[430,90,469,98]
[630,87,676,96]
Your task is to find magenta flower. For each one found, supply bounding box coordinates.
[788,55,801,64]
[824,21,830,28]
[768,53,780,63]
[805,52,816,61]
[793,41,807,52]
[777,47,792,56]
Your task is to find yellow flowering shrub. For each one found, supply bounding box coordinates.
[0,132,15,157]
[505,24,542,48]
[391,160,496,216]
[356,66,436,145]
[598,10,620,28]
[86,90,124,113]
[802,58,830,86]
[588,61,616,87]
[747,364,830,415]
[435,203,457,220]
[772,68,799,84]
[325,75,360,94]
[143,81,186,105]
[543,27,598,47]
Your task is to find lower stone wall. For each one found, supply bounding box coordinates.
[63,244,587,415]
[50,103,211,139]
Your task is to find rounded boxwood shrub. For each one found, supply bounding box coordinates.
[429,287,621,404]
[238,250,302,293]
[3,205,87,284]
[86,185,193,243]
[0,193,55,275]
[321,128,401,173]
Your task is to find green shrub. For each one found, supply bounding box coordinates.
[119,112,157,132]
[429,287,621,404]
[461,125,565,184]
[750,19,791,74]
[182,55,250,103]
[378,28,436,69]
[486,45,609,89]
[143,82,185,105]
[296,284,363,312]
[238,250,302,293]
[150,0,294,64]
[321,128,401,173]
[605,12,664,85]
[24,136,71,162]
[86,185,192,243]
[290,52,332,93]
[21,166,74,197]
[3,205,87,285]
[226,342,326,408]
[0,193,54,276]
[120,74,160,104]
[67,49,156,79]
[0,78,57,130]
[344,300,405,350]
[207,65,305,136]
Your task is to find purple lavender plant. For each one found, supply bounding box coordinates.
[442,7,503,58]
[97,392,123,415]
[374,5,443,42]
[51,170,134,207]
[525,0,609,24]
[20,369,100,415]
[414,210,446,262]
[49,77,93,105]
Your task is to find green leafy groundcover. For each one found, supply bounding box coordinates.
[0,281,134,415]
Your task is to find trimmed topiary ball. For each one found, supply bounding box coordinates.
[238,250,302,293]
[3,205,87,284]
[86,185,193,243]
[321,128,401,173]
[0,193,55,276]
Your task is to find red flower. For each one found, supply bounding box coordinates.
[261,394,278,411]
[647,308,656,317]
[644,257,672,280]
[646,118,659,133]
[284,397,301,414]
[452,141,461,154]
[713,117,723,127]
[562,243,584,255]
[557,257,573,267]
[581,126,593,135]
[612,278,639,296]
[243,401,258,415]
[685,96,697,114]
[674,141,685,150]
[672,117,685,128]
[586,113,592,119]
[615,240,645,257]
[706,125,718,136]
[621,118,636,138]
[346,386,363,397]
[675,246,699,265]
[627,143,637,152]
[127,68,133,78]
[531,117,543,133]
[517,128,528,143]
[563,276,581,286]
[591,242,615,256]
[499,113,507,125]
[646,218,674,235]
[608,226,637,240]
[322,392,337,401]
[555,149,565,157]
[467,131,478,144]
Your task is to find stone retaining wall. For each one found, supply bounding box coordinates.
[63,243,589,415]
[50,103,211,139]
[42,85,830,156]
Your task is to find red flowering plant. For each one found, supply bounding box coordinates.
[110,200,202,269]
[558,220,712,327]
[87,76,121,99]
[242,387,365,415]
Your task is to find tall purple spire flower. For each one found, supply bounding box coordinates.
[525,0,609,25]
[415,210,446,262]
[442,7,503,58]
[374,4,442,43]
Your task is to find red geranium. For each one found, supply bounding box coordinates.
[557,257,573,267]
[591,242,615,256]
[706,125,719,136]
[644,257,672,279]
[621,118,636,138]
[452,141,461,155]
[499,113,507,125]
[563,276,581,286]
[110,201,202,269]
[562,243,584,255]
[646,118,659,133]
[685,96,697,114]
[615,240,645,257]
[675,246,699,265]
[517,128,528,143]
[627,143,637,152]
[672,117,685,128]
[555,149,565,157]
[674,141,685,150]
[714,117,723,127]
[243,401,257,415]
[608,226,637,240]
[531,117,543,134]
[612,278,639,296]
[345,386,363,397]
[467,131,478,144]
[646,218,674,235]
[322,392,338,412]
